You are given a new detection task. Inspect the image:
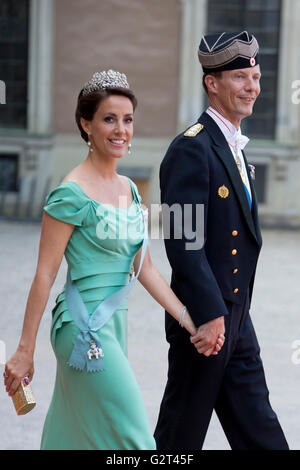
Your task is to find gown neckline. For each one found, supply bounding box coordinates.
[58,179,136,211]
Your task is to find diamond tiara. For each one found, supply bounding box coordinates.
[82,69,130,97]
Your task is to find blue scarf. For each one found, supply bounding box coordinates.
[65,220,148,372]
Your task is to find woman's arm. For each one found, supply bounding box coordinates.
[4,213,74,396]
[133,247,197,336]
[134,247,224,354]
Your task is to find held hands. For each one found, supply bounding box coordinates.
[3,348,34,397]
[190,316,225,357]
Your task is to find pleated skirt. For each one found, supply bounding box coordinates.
[40,277,156,450]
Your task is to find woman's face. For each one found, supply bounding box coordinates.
[82,94,134,159]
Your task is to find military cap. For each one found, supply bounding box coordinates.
[198,31,259,73]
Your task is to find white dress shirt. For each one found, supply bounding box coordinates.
[206,106,252,200]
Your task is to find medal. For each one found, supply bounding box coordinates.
[218,185,229,199]
[87,339,104,360]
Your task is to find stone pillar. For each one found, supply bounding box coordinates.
[276,0,300,143]
[28,0,54,134]
[14,0,54,218]
[177,0,207,132]
[263,0,300,226]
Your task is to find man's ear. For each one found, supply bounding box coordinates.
[205,75,219,95]
[80,117,91,135]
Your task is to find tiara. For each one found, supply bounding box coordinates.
[82,69,130,96]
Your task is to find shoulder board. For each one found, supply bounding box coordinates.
[184,123,204,137]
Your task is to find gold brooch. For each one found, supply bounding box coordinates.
[218,185,229,199]
[184,123,204,137]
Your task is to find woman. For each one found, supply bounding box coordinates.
[4,70,224,450]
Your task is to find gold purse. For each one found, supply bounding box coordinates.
[12,377,36,415]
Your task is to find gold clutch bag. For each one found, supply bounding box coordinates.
[12,377,36,415]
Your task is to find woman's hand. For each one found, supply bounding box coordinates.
[211,333,225,355]
[4,349,34,396]
[192,332,225,356]
[190,316,226,357]
[2,213,74,398]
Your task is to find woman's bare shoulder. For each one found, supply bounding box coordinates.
[118,174,131,188]
[61,165,83,184]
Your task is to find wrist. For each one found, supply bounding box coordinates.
[17,341,35,357]
[179,307,197,335]
[179,306,187,327]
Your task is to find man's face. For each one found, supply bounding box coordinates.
[210,65,261,123]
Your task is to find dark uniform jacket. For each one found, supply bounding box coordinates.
[160,111,263,331]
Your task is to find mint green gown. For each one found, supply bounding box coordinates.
[40,179,156,450]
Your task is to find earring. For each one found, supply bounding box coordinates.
[87,134,93,152]
[128,143,132,155]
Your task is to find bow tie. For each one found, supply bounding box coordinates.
[228,133,249,152]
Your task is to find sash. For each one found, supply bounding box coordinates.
[65,194,148,372]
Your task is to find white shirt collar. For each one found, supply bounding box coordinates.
[206,106,249,151]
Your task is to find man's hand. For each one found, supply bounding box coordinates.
[190,316,225,357]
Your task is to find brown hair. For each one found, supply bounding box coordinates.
[202,71,223,95]
[75,87,138,143]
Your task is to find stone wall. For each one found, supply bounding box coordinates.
[53,0,181,138]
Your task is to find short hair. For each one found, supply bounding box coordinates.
[75,87,137,143]
[202,71,223,95]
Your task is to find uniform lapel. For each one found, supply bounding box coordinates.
[198,112,259,244]
[243,152,263,246]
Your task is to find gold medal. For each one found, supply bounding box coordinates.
[218,185,229,199]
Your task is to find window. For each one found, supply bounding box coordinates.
[0,0,29,129]
[0,153,18,191]
[207,0,281,139]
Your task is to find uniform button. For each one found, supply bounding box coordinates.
[232,249,237,255]
[233,268,238,274]
[233,288,239,294]
[232,230,238,237]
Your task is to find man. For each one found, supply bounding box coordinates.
[154,31,289,450]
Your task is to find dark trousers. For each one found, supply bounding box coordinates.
[154,293,289,450]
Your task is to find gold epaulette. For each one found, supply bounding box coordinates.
[184,123,204,137]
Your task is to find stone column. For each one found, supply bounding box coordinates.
[276,0,300,144]
[28,0,54,134]
[264,0,300,226]
[177,0,208,132]
[21,0,54,217]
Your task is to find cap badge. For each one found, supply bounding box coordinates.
[250,57,256,67]
[218,185,229,199]
[184,123,204,137]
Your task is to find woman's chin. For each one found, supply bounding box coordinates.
[110,150,127,159]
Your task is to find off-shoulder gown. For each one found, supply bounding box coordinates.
[40,179,156,450]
